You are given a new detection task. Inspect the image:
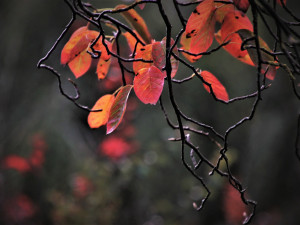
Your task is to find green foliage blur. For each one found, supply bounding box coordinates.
[0,0,300,224]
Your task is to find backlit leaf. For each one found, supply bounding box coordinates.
[215,30,254,65]
[160,37,179,78]
[88,94,115,129]
[68,50,92,78]
[215,2,235,23]
[61,27,98,65]
[133,65,165,105]
[107,85,133,134]
[123,31,143,52]
[133,43,153,74]
[201,70,229,101]
[97,58,111,80]
[185,0,215,39]
[233,0,250,13]
[220,11,253,64]
[115,4,152,44]
[238,29,277,80]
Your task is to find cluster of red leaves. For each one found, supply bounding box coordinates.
[2,134,46,173]
[3,194,36,223]
[180,0,285,89]
[61,0,286,134]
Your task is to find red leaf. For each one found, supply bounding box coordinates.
[115,4,152,44]
[123,31,143,52]
[107,85,133,134]
[88,94,115,129]
[233,0,250,13]
[201,70,229,101]
[185,0,215,39]
[215,2,235,23]
[181,0,216,62]
[133,65,165,105]
[2,155,31,173]
[215,30,254,65]
[97,58,111,80]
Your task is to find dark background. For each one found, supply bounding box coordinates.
[0,0,299,224]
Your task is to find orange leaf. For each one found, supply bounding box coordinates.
[88,94,115,129]
[201,70,229,101]
[215,2,235,23]
[133,43,153,74]
[123,31,143,52]
[97,58,111,80]
[68,50,92,78]
[61,27,98,65]
[233,0,250,12]
[185,0,215,39]
[115,4,152,44]
[107,85,133,134]
[133,65,165,105]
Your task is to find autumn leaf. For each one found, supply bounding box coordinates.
[133,65,165,105]
[95,38,112,79]
[238,29,277,80]
[133,43,153,74]
[215,2,235,23]
[215,30,254,65]
[181,0,216,62]
[2,155,31,173]
[233,0,250,13]
[68,50,92,78]
[97,58,111,80]
[159,37,179,78]
[201,70,229,101]
[185,0,215,38]
[115,4,152,44]
[88,94,115,129]
[61,27,98,65]
[123,31,143,52]
[107,85,133,134]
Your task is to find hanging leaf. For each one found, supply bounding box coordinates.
[214,2,235,23]
[133,43,153,74]
[68,50,92,78]
[94,37,112,61]
[181,0,216,62]
[123,31,143,52]
[215,30,254,65]
[218,11,253,65]
[97,58,111,80]
[61,27,98,65]
[88,94,115,129]
[185,0,215,39]
[201,70,229,101]
[238,29,277,80]
[115,4,152,44]
[107,85,133,134]
[133,65,165,105]
[233,0,250,13]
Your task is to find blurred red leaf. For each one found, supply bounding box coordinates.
[2,155,31,173]
[107,85,133,134]
[223,184,248,224]
[100,136,133,160]
[134,65,165,105]
[201,70,229,101]
[88,94,115,129]
[72,175,93,198]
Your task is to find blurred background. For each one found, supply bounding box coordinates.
[0,0,300,224]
